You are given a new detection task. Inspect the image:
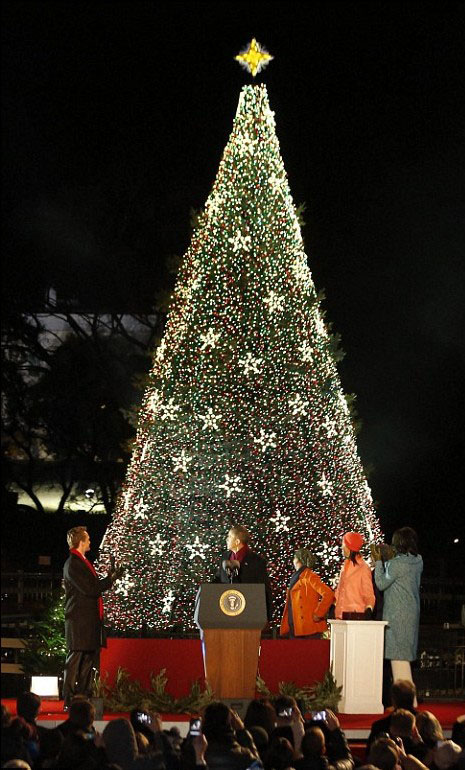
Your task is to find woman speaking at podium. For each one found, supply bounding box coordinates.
[280,548,334,638]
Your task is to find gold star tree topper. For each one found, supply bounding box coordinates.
[235,39,273,77]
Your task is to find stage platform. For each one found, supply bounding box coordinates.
[100,637,331,695]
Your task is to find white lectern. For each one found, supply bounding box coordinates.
[328,619,388,714]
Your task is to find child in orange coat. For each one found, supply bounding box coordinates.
[280,548,334,638]
[334,531,375,619]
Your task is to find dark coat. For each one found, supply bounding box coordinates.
[215,549,273,620]
[63,552,112,651]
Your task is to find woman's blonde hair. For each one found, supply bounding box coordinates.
[416,711,444,746]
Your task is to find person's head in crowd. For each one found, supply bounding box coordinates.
[236,727,259,754]
[391,680,417,710]
[244,698,277,737]
[434,741,464,770]
[264,735,295,770]
[68,697,95,732]
[451,716,465,749]
[301,727,326,758]
[1,703,12,728]
[248,726,269,761]
[202,701,234,741]
[8,718,36,744]
[274,694,301,725]
[167,725,182,751]
[342,531,364,563]
[390,709,416,739]
[16,692,41,724]
[1,716,33,766]
[103,718,139,769]
[2,761,32,769]
[129,707,162,740]
[271,725,295,748]
[57,730,99,769]
[391,527,419,556]
[415,711,444,748]
[368,736,400,770]
[36,726,64,764]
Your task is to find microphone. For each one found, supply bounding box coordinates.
[223,559,239,583]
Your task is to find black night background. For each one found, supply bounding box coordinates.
[2,1,465,567]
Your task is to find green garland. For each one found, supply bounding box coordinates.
[93,667,214,714]
[256,669,342,712]
[93,666,341,714]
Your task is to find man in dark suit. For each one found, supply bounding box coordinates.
[62,526,122,708]
[216,524,272,620]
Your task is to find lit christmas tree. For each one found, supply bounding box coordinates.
[99,77,381,632]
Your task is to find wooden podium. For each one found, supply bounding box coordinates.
[194,584,267,698]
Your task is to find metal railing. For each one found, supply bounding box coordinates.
[1,571,63,606]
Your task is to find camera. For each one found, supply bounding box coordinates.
[189,717,202,736]
[311,710,327,721]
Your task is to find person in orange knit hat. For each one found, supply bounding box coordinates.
[334,532,375,619]
[280,548,334,638]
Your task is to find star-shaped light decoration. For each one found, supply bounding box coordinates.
[229,229,252,253]
[235,38,273,77]
[149,533,168,556]
[185,536,210,561]
[162,590,175,614]
[263,290,285,313]
[155,339,166,362]
[315,541,340,567]
[159,398,180,422]
[200,327,221,351]
[149,390,162,415]
[238,351,263,376]
[253,428,277,453]
[115,574,135,597]
[172,449,193,474]
[134,496,150,520]
[289,393,309,417]
[317,472,334,497]
[219,473,242,498]
[300,340,313,363]
[198,407,222,431]
[270,509,290,533]
[321,417,338,438]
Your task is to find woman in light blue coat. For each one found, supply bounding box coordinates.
[374,527,423,690]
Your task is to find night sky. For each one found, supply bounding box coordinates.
[2,1,465,558]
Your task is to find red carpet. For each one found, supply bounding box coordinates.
[1,699,463,737]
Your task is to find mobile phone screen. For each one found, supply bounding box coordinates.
[189,717,202,736]
[311,710,327,721]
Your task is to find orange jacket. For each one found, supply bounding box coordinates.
[280,568,334,637]
[334,556,375,618]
